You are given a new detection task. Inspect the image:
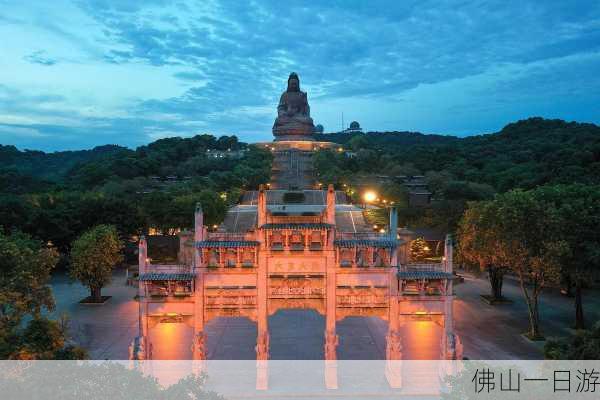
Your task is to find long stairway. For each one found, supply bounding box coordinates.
[270,149,315,190]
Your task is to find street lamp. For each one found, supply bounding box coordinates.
[363,190,377,203]
[363,190,377,209]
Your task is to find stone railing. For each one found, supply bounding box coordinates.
[400,263,447,273]
[400,263,445,272]
[335,232,393,241]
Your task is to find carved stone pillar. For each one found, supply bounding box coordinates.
[324,221,338,389]
[385,328,403,388]
[441,290,462,360]
[255,330,270,361]
[256,241,269,390]
[257,185,266,227]
[193,205,206,361]
[386,267,402,388]
[255,331,269,390]
[326,184,336,225]
[324,330,339,361]
[192,279,206,361]
[192,331,207,360]
[324,330,339,389]
[129,335,147,360]
[444,234,453,273]
[133,236,150,361]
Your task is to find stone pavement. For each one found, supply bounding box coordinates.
[49,268,600,360]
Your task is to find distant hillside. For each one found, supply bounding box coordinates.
[2,118,599,192]
[315,130,459,147]
[0,134,245,186]
[317,117,600,191]
[0,144,130,181]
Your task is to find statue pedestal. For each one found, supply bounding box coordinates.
[255,140,336,151]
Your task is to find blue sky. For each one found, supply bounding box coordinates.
[1,0,600,151]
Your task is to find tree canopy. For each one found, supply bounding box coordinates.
[0,230,58,330]
[0,135,272,251]
[0,230,86,359]
[70,224,123,303]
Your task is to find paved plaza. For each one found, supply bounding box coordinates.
[49,268,600,360]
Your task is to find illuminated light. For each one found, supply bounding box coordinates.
[363,191,377,203]
[166,312,179,317]
[212,224,218,229]
[424,246,431,252]
[343,184,347,187]
[390,201,395,205]
[415,311,427,315]
[373,224,378,229]
[379,229,386,233]
[382,199,388,204]
[337,147,344,152]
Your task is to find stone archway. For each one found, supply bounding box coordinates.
[336,316,388,360]
[204,316,257,359]
[399,315,443,359]
[148,317,194,360]
[268,309,325,359]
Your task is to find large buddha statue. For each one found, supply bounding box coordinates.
[272,72,315,140]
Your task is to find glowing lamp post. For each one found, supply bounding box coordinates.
[363,190,377,208]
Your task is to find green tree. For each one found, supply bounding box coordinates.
[11,317,88,360]
[410,237,430,261]
[494,190,562,339]
[70,224,123,303]
[0,230,87,359]
[457,201,507,301]
[532,184,600,329]
[347,134,369,152]
[0,230,58,331]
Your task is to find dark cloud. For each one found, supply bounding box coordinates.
[23,50,57,66]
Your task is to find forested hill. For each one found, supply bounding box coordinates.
[2,118,599,193]
[1,117,599,250]
[0,135,244,181]
[0,144,128,181]
[0,135,252,193]
[316,117,600,191]
[315,129,459,147]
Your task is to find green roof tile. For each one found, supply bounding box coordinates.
[196,240,259,248]
[139,272,195,281]
[334,239,397,248]
[397,271,453,280]
[261,223,332,230]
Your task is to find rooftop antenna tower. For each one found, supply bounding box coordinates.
[341,112,344,132]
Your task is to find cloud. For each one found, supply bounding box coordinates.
[0,0,599,150]
[23,50,57,66]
